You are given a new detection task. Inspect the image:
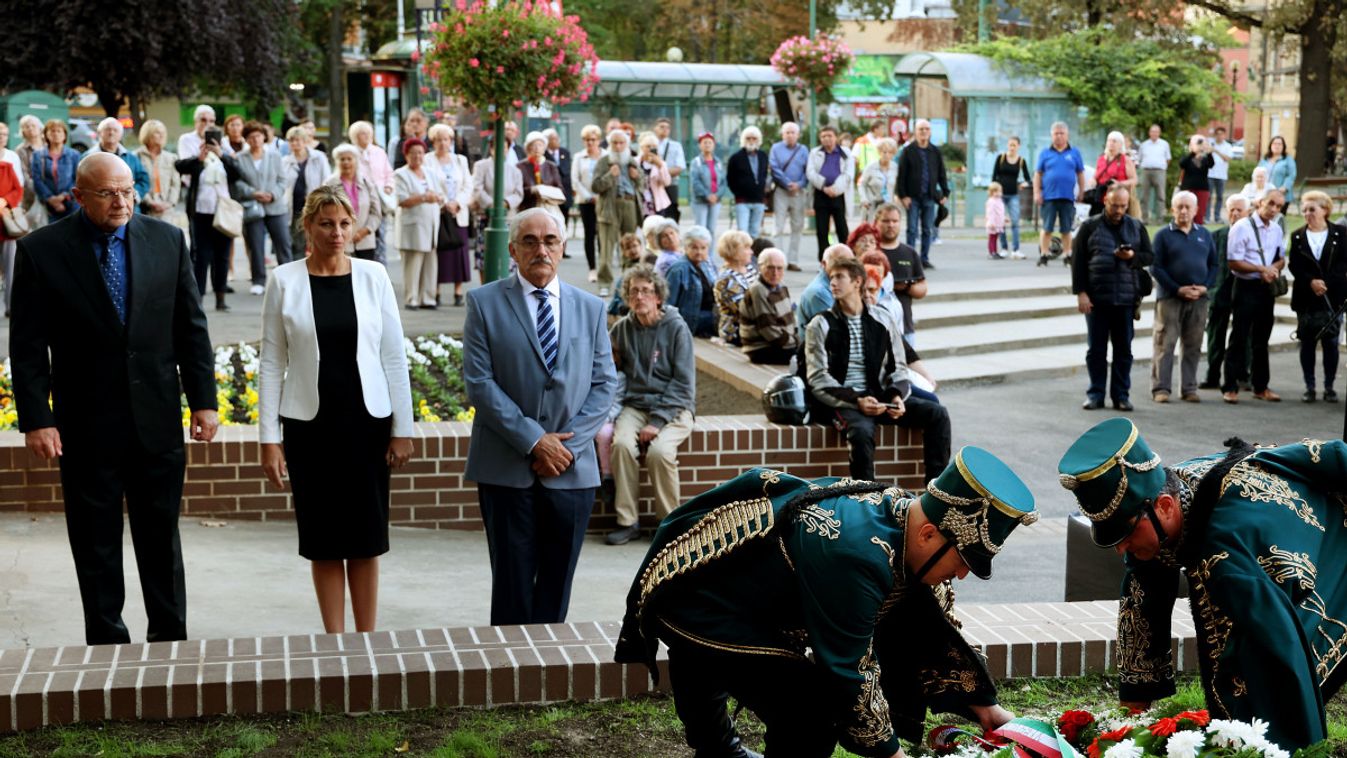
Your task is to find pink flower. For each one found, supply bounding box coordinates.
[502,28,510,37]
[469,57,480,67]
[410,50,421,61]
[496,65,505,73]
[420,86,430,95]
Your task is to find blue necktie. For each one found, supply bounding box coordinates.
[100,234,127,324]
[534,289,557,373]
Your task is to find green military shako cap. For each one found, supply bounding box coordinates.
[919,446,1038,580]
[1057,417,1166,547]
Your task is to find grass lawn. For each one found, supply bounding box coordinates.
[2,675,1344,757]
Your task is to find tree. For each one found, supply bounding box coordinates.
[297,0,401,143]
[0,0,300,122]
[969,29,1232,138]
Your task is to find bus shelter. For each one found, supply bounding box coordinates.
[895,52,1104,225]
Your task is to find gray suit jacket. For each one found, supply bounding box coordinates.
[464,274,618,489]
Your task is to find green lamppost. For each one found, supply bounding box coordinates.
[485,109,510,282]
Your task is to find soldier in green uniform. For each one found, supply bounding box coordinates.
[1059,417,1347,750]
[615,448,1039,757]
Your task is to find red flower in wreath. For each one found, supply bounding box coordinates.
[1148,717,1179,738]
[1088,725,1136,757]
[1058,710,1095,743]
[1176,709,1211,727]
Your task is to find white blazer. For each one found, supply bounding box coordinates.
[258,258,415,444]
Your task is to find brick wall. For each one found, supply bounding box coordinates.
[0,416,925,531]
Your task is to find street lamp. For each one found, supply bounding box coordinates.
[809,0,817,143]
[1229,60,1240,138]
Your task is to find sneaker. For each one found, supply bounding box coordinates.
[249,284,265,296]
[605,523,640,546]
[1326,389,1340,403]
[587,269,598,283]
[1153,392,1170,404]
[598,286,610,297]
[1303,390,1318,403]
[1010,250,1026,260]
[1113,399,1134,412]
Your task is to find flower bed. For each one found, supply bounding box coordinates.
[0,336,474,433]
[932,707,1297,758]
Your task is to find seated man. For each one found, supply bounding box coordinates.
[796,242,854,343]
[739,247,798,365]
[804,256,950,483]
[1059,419,1347,750]
[616,453,1036,757]
[606,264,696,546]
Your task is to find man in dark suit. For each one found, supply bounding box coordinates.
[10,153,219,645]
[544,128,574,252]
[463,207,618,626]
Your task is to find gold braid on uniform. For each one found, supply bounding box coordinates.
[1060,451,1163,523]
[925,481,1039,555]
[637,497,775,608]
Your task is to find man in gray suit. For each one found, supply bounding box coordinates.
[464,207,618,625]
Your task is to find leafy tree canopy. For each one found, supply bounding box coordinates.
[967,28,1233,139]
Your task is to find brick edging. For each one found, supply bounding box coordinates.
[0,600,1196,734]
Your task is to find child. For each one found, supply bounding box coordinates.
[985,182,1007,260]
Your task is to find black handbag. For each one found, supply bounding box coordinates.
[1297,308,1342,342]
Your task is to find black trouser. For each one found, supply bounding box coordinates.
[58,432,188,645]
[813,190,848,260]
[667,644,839,758]
[837,395,950,483]
[747,344,796,365]
[1223,278,1276,393]
[579,202,598,270]
[477,481,593,626]
[1204,273,1242,386]
[1084,302,1135,403]
[1298,315,1341,391]
[660,183,681,222]
[191,212,234,296]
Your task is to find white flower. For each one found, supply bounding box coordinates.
[1207,719,1256,749]
[1103,738,1144,758]
[1259,744,1290,758]
[1248,718,1269,739]
[1164,730,1205,758]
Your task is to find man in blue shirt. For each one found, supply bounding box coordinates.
[1033,122,1085,262]
[769,123,809,270]
[1149,191,1218,403]
[797,243,854,343]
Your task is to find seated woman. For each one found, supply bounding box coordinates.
[712,230,755,346]
[258,185,416,633]
[665,225,719,338]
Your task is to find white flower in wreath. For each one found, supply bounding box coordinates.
[1103,738,1143,758]
[1259,744,1291,758]
[1164,730,1205,758]
[1207,719,1257,749]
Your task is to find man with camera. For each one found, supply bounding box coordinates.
[1071,184,1154,411]
[1149,191,1218,403]
[1177,134,1216,226]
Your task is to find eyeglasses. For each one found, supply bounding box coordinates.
[628,285,658,298]
[85,188,137,202]
[516,235,564,251]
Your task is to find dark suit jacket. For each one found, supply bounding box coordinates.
[896,142,950,201]
[9,213,216,454]
[517,158,564,212]
[726,148,769,203]
[548,147,574,202]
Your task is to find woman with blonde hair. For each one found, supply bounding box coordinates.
[712,230,755,345]
[1287,190,1347,402]
[283,125,332,256]
[858,137,899,217]
[572,123,605,282]
[259,184,414,634]
[32,119,79,221]
[134,119,183,228]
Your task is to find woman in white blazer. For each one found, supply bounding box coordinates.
[394,138,447,308]
[427,123,473,306]
[259,185,415,634]
[324,144,383,260]
[470,139,524,283]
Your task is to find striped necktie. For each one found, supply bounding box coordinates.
[533,289,557,373]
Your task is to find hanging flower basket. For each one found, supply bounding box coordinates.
[770,34,853,95]
[424,0,600,117]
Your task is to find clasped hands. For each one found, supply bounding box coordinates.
[532,432,575,478]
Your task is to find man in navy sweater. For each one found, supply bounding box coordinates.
[1149,190,1218,403]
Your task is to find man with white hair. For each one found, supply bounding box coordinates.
[797,242,854,341]
[85,118,150,213]
[1136,124,1170,224]
[769,122,809,269]
[591,129,647,294]
[177,105,231,166]
[1149,190,1217,403]
[740,248,798,364]
[726,126,769,237]
[1201,194,1251,390]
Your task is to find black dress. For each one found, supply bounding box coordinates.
[281,273,393,560]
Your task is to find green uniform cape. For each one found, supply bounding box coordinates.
[614,467,998,757]
[1117,438,1347,749]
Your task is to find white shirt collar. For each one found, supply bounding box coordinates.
[517,270,561,301]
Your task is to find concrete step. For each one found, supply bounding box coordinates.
[926,321,1300,388]
[918,313,1156,359]
[915,294,1152,329]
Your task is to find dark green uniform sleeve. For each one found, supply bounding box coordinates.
[794,540,902,758]
[1116,555,1181,703]
[875,584,997,742]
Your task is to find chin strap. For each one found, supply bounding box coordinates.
[1143,500,1170,547]
[913,540,955,584]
